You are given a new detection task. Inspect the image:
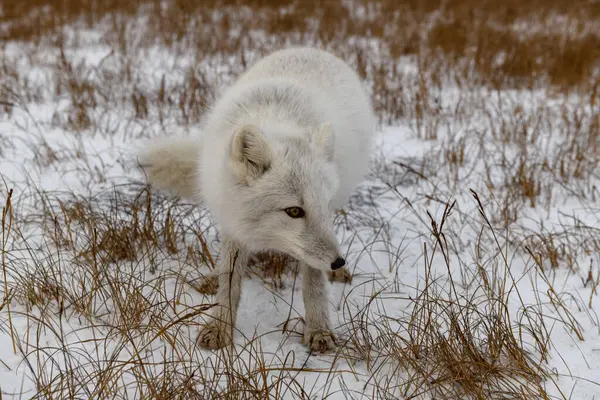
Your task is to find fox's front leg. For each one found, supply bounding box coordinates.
[197,236,248,350]
[301,263,337,353]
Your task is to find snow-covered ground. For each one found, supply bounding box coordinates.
[1,6,599,399]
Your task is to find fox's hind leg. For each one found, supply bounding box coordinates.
[197,237,248,350]
[301,263,337,353]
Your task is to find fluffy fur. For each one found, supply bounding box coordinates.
[137,47,376,353]
[137,135,201,199]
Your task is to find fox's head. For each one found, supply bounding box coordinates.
[219,122,345,272]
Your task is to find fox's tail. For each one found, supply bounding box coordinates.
[136,135,202,199]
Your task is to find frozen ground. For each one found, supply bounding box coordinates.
[1,4,600,399]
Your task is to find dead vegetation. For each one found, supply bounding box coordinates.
[1,0,600,398]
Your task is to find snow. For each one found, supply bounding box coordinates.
[1,18,599,400]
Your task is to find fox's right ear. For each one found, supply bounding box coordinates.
[230,124,272,183]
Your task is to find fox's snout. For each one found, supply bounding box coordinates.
[289,225,345,272]
[308,224,346,272]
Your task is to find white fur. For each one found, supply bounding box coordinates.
[136,135,201,199]
[138,47,376,352]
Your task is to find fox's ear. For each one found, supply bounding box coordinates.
[230,124,272,182]
[310,122,335,162]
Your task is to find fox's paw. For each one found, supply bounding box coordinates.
[197,273,219,295]
[197,323,231,350]
[328,267,353,284]
[304,329,337,353]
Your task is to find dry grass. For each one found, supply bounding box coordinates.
[1,0,600,398]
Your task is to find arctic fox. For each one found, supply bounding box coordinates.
[138,47,376,353]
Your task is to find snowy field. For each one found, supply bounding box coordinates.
[1,1,600,398]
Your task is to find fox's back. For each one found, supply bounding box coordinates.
[237,48,360,96]
[236,47,372,124]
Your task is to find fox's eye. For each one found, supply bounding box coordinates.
[284,207,305,218]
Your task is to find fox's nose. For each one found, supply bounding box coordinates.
[330,257,346,270]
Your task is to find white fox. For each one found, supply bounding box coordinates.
[138,47,376,353]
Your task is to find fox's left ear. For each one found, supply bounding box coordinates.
[230,124,273,183]
[310,122,335,162]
